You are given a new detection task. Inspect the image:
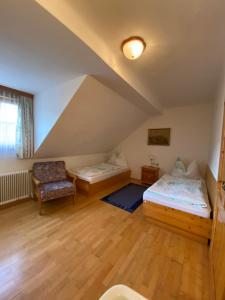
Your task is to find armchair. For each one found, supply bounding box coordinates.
[32,161,76,215]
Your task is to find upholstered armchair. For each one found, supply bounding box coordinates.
[32,161,76,215]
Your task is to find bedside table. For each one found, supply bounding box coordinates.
[141,165,160,186]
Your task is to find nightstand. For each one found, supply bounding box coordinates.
[141,165,160,186]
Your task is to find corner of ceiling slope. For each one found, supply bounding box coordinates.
[34,75,150,158]
[34,74,87,153]
[34,0,163,115]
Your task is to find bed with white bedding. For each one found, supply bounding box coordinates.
[70,153,130,195]
[143,174,211,218]
[73,163,129,184]
[142,173,212,241]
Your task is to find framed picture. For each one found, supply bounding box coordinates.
[148,128,171,146]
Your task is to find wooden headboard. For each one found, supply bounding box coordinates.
[205,166,217,208]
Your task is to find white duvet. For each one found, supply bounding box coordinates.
[149,174,207,208]
[73,163,121,178]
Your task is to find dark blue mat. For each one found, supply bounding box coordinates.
[101,183,146,213]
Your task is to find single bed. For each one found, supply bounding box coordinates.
[143,174,212,242]
[70,162,130,195]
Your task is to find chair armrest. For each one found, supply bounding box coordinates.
[32,175,41,186]
[66,170,77,184]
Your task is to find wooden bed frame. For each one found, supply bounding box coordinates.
[76,170,131,196]
[143,200,212,243]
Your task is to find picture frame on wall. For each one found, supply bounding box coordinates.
[148,128,171,146]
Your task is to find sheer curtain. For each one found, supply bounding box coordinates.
[16,95,34,159]
[0,89,33,159]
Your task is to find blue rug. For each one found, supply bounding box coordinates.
[101,183,146,213]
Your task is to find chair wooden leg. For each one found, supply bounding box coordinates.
[73,194,76,206]
[33,192,38,201]
[39,199,43,215]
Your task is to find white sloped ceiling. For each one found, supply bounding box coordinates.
[34,76,148,158]
[34,76,85,150]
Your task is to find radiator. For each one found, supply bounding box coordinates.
[0,170,32,205]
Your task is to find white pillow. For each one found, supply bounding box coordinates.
[175,158,186,172]
[108,153,117,165]
[171,168,184,177]
[108,152,128,167]
[115,153,128,167]
[185,160,200,179]
[171,158,186,177]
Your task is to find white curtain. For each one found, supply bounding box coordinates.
[0,90,33,159]
[16,95,34,159]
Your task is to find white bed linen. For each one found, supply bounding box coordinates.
[143,174,211,218]
[70,163,129,184]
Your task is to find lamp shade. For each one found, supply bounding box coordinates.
[122,37,146,60]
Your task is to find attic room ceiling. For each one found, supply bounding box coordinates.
[36,0,225,107]
[35,76,148,158]
[0,0,160,114]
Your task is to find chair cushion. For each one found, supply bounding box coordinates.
[39,180,75,202]
[33,161,67,183]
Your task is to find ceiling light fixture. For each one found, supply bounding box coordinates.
[121,36,146,60]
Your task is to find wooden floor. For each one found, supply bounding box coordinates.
[0,181,211,300]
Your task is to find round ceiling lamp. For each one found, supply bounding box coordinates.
[121,36,146,60]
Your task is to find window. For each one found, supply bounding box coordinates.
[0,87,34,159]
[0,101,18,157]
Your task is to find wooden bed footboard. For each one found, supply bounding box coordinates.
[143,200,212,243]
[76,170,131,196]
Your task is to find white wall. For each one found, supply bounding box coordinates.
[0,153,106,174]
[118,103,211,179]
[34,76,85,150]
[35,76,148,158]
[208,78,225,180]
